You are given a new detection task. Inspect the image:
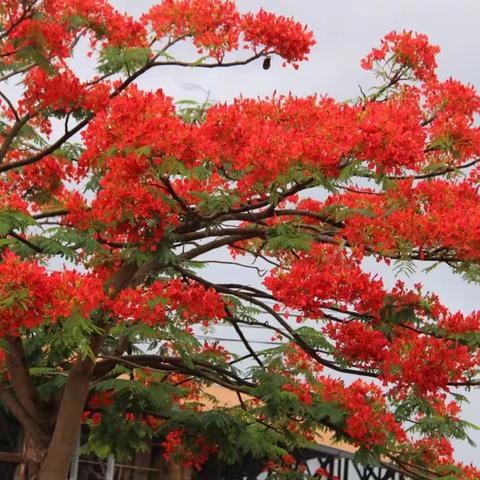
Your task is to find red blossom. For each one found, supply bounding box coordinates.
[241,9,315,67]
[161,428,217,471]
[111,279,225,327]
[361,31,440,81]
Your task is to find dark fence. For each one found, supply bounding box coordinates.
[198,445,409,480]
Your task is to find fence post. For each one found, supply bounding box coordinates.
[69,435,80,480]
[105,454,115,480]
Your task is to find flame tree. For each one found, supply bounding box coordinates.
[1,1,480,479]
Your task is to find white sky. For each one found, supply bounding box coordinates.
[105,0,480,465]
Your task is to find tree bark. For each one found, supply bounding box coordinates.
[37,362,92,480]
[5,337,46,426]
[167,463,192,480]
[22,433,45,480]
[0,383,48,453]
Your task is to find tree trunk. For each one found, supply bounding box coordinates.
[167,463,192,480]
[24,434,46,479]
[37,363,92,480]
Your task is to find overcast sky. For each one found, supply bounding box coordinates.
[107,0,480,464]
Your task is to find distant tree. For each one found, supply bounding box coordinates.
[0,1,480,479]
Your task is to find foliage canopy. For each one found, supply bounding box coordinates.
[1,1,480,479]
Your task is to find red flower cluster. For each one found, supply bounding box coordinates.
[20,67,110,123]
[6,155,75,211]
[426,78,480,162]
[322,378,406,449]
[264,244,385,318]
[49,270,107,322]
[327,179,480,260]
[88,390,114,410]
[0,252,55,334]
[384,335,473,394]
[0,179,29,213]
[143,0,241,60]
[282,381,313,405]
[0,252,109,335]
[327,314,476,394]
[2,0,147,64]
[111,279,225,327]
[201,96,359,195]
[361,30,440,81]
[161,428,218,470]
[72,88,195,244]
[241,9,315,67]
[357,88,427,173]
[143,1,315,64]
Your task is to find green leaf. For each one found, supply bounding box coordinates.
[0,210,36,236]
[353,446,381,466]
[155,50,176,61]
[266,223,312,252]
[189,55,208,66]
[15,45,55,74]
[393,259,416,278]
[98,46,151,75]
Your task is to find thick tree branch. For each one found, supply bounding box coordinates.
[356,157,480,181]
[0,383,48,449]
[4,336,46,425]
[0,90,19,120]
[180,233,262,260]
[151,53,263,69]
[94,354,254,392]
[0,113,33,164]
